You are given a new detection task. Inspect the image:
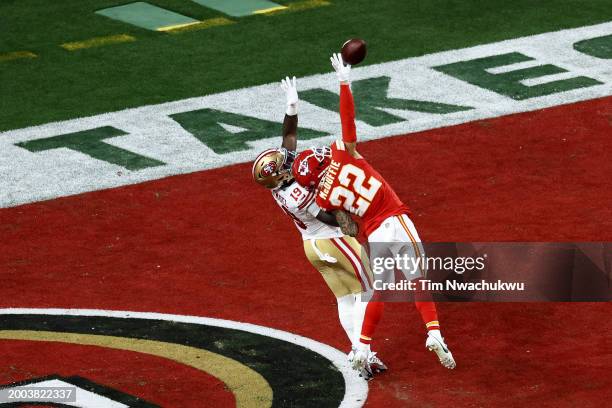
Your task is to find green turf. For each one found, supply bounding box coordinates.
[573,34,612,58]
[1,0,611,131]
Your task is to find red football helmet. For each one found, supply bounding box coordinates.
[292,147,332,188]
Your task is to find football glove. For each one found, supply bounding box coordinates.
[330,53,351,83]
[280,76,298,116]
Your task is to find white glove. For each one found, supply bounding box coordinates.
[330,53,351,83]
[280,76,298,115]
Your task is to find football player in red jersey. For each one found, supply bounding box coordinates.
[292,54,456,373]
[252,76,387,379]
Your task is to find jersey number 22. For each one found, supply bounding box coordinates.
[330,164,382,216]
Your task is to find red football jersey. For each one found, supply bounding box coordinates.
[316,139,411,237]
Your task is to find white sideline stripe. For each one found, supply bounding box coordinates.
[0,308,369,408]
[1,21,611,208]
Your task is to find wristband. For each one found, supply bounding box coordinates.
[286,104,297,116]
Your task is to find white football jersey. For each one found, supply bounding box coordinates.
[272,180,343,240]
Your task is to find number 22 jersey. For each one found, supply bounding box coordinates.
[316,140,411,237]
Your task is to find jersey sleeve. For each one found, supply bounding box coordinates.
[340,84,356,143]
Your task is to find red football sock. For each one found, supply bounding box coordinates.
[414,280,440,331]
[359,301,384,345]
[415,301,440,331]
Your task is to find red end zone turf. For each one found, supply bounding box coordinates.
[1,97,611,407]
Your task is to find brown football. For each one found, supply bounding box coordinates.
[341,38,367,65]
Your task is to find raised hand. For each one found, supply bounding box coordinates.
[330,53,351,83]
[280,76,298,115]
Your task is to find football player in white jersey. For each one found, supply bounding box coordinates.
[252,77,386,379]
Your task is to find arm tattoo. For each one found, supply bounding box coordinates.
[334,210,358,237]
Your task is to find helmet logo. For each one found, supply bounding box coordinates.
[261,161,277,176]
[297,160,309,176]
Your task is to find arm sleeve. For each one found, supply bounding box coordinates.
[340,83,357,143]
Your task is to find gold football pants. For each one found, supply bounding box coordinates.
[303,236,373,298]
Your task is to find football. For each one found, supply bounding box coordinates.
[341,38,367,65]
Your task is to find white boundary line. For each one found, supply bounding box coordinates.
[0,308,368,408]
[1,22,611,208]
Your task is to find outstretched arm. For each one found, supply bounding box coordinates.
[331,53,360,158]
[281,76,298,151]
[281,114,297,151]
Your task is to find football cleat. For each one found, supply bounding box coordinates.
[367,351,388,373]
[351,348,373,380]
[425,332,456,369]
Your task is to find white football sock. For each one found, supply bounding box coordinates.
[352,292,370,347]
[336,294,356,345]
[357,342,371,353]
